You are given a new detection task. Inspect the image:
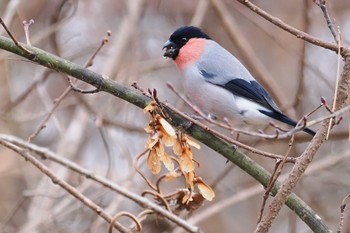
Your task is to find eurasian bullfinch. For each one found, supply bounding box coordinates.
[162,26,315,136]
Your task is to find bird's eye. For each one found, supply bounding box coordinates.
[181,38,188,43]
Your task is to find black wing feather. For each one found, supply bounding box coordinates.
[223,79,281,113]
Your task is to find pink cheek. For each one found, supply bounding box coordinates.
[174,39,207,71]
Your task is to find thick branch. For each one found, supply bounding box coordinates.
[0,35,332,232]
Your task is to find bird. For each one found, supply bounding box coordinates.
[162,26,315,136]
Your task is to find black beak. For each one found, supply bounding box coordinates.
[162,40,177,58]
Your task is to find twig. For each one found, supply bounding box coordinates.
[293,0,310,109]
[236,0,340,53]
[133,149,158,191]
[0,72,50,113]
[141,190,172,212]
[257,159,282,224]
[0,139,130,233]
[22,19,34,45]
[257,135,295,224]
[108,211,142,233]
[326,29,342,139]
[69,30,112,93]
[27,87,71,142]
[316,0,338,44]
[0,17,33,55]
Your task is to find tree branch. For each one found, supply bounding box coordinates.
[236,0,341,54]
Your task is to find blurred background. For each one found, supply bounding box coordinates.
[0,0,350,232]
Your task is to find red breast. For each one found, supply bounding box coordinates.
[174,38,207,71]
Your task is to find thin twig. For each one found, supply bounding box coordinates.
[316,0,338,44]
[236,0,340,53]
[293,0,310,109]
[0,140,130,233]
[133,149,158,191]
[257,159,282,224]
[326,29,342,139]
[108,211,142,233]
[257,135,295,224]
[141,190,172,212]
[22,19,34,45]
[27,87,71,142]
[0,17,33,55]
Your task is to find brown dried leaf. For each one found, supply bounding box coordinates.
[197,179,215,201]
[155,143,175,171]
[158,115,176,136]
[147,149,161,174]
[186,137,201,149]
[161,132,175,147]
[173,139,183,156]
[179,146,194,173]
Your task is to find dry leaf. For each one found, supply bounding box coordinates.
[197,179,215,201]
[160,151,174,171]
[173,139,183,156]
[161,132,175,147]
[158,115,176,136]
[156,143,175,171]
[147,149,161,174]
[179,146,194,173]
[186,137,201,149]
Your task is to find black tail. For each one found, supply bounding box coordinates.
[259,110,315,136]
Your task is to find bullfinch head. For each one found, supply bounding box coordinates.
[162,26,316,136]
[163,26,211,70]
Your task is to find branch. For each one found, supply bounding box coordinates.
[0,36,332,232]
[236,0,341,53]
[0,139,130,233]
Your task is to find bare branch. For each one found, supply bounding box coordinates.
[236,0,341,53]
